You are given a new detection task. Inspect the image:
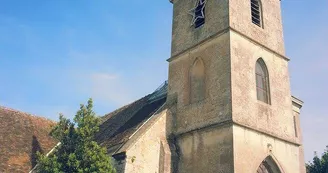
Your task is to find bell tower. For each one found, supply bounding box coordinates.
[166,0,306,173]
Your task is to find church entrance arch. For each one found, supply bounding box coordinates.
[256,156,282,173]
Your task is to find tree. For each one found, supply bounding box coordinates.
[36,99,115,173]
[306,146,328,173]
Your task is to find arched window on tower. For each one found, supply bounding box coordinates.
[256,58,270,104]
[190,58,205,103]
[251,0,263,27]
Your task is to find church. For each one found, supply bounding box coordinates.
[95,0,306,172]
[0,0,306,172]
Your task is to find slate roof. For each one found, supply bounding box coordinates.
[0,107,57,173]
[96,81,168,154]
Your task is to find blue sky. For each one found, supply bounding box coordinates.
[0,0,327,162]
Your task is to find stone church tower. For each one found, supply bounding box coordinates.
[27,0,306,173]
[4,1,306,173]
[166,0,306,172]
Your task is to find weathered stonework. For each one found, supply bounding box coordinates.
[292,97,306,173]
[230,30,295,142]
[168,32,232,135]
[166,0,306,172]
[113,109,172,173]
[8,0,307,172]
[233,125,301,173]
[176,125,234,173]
[99,0,306,172]
[229,0,286,55]
[171,0,229,56]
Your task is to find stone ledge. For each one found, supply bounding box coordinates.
[173,120,301,147]
[292,95,304,113]
[167,26,290,63]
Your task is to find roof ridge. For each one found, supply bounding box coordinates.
[113,103,167,155]
[102,81,168,120]
[101,93,152,119]
[0,105,55,123]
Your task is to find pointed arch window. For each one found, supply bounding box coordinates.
[256,156,282,173]
[251,0,263,27]
[256,59,270,104]
[190,58,205,103]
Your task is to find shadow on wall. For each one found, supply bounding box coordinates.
[31,135,43,168]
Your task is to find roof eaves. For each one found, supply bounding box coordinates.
[112,103,167,155]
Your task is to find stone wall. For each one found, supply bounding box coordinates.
[168,32,232,135]
[171,0,229,56]
[233,125,302,173]
[292,97,306,173]
[230,31,296,143]
[229,0,285,55]
[230,30,306,172]
[177,125,234,173]
[123,110,171,173]
[167,0,305,172]
[171,0,285,57]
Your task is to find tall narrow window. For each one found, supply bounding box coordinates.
[251,0,263,27]
[293,116,298,137]
[190,58,205,103]
[256,59,270,104]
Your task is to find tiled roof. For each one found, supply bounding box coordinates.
[96,81,168,154]
[0,107,57,173]
[0,81,168,172]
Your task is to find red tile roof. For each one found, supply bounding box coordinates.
[0,106,57,173]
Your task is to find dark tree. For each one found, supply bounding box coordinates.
[36,99,115,173]
[306,146,328,173]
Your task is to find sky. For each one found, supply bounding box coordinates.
[0,0,327,163]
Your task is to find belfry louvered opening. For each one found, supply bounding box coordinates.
[251,0,262,27]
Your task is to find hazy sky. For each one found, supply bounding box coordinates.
[0,0,327,162]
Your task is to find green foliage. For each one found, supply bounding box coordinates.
[306,146,328,173]
[36,99,115,173]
